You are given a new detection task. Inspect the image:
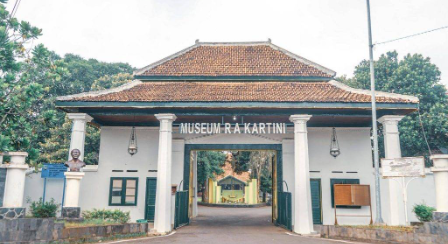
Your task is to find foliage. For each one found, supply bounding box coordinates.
[37,55,133,165]
[82,209,130,224]
[27,198,60,218]
[91,73,133,91]
[0,2,66,160]
[197,151,226,201]
[0,1,134,165]
[231,151,251,174]
[259,166,272,194]
[63,218,120,228]
[338,51,448,164]
[413,203,436,222]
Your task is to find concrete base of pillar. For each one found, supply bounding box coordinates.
[62,207,81,219]
[433,212,448,223]
[0,208,25,219]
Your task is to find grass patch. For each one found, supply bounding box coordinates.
[59,219,123,228]
[342,225,416,232]
[49,232,148,244]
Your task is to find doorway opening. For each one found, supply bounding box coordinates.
[179,144,291,230]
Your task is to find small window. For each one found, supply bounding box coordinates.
[330,178,360,209]
[109,177,138,206]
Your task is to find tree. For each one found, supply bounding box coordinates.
[91,73,133,91]
[0,1,66,162]
[247,151,274,203]
[197,151,226,202]
[39,67,133,165]
[339,51,448,164]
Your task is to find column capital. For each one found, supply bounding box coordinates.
[378,115,405,125]
[289,114,312,123]
[155,113,177,121]
[430,154,448,171]
[67,113,93,122]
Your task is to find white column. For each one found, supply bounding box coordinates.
[154,113,176,234]
[63,172,85,207]
[289,115,314,235]
[67,113,93,161]
[378,115,405,226]
[430,155,448,212]
[2,152,29,208]
[192,151,198,218]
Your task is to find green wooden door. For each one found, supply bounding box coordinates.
[310,179,322,224]
[145,178,157,222]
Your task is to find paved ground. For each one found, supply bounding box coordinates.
[106,205,366,244]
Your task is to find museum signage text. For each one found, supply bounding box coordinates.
[179,123,287,134]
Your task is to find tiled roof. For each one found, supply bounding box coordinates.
[59,80,418,104]
[135,42,336,78]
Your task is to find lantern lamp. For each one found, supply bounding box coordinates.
[330,127,341,158]
[128,126,138,156]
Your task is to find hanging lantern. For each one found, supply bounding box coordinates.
[128,126,138,156]
[330,127,341,158]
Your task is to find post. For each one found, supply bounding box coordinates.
[430,155,448,222]
[378,115,405,225]
[366,0,384,225]
[289,115,314,235]
[62,172,85,218]
[154,113,176,234]
[67,113,93,161]
[0,152,28,219]
[192,151,198,217]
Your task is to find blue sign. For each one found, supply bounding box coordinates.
[41,164,67,179]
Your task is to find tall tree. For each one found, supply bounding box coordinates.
[0,1,66,162]
[248,151,274,203]
[339,51,448,164]
[197,151,226,202]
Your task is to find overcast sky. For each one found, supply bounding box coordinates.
[7,0,448,85]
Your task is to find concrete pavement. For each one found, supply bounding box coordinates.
[105,205,366,244]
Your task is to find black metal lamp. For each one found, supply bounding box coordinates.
[128,126,138,156]
[330,127,341,158]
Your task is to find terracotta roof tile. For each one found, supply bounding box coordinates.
[66,81,416,104]
[137,43,335,78]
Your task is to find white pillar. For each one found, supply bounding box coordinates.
[378,115,405,226]
[430,155,448,212]
[63,172,85,207]
[289,115,314,235]
[2,152,29,208]
[154,113,176,234]
[67,113,93,161]
[192,151,198,218]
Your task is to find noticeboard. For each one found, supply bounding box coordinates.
[334,184,371,207]
[41,164,67,179]
[334,184,372,225]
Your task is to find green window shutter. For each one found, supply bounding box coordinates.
[145,178,157,222]
[109,177,139,206]
[330,178,360,208]
[310,179,322,224]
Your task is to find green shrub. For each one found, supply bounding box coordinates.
[27,198,60,218]
[413,203,436,222]
[82,209,130,224]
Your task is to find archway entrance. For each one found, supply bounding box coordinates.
[177,144,291,230]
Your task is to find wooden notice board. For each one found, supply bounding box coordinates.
[334,184,372,225]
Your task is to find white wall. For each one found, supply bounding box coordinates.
[21,126,436,225]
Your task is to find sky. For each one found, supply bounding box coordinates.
[7,0,448,85]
